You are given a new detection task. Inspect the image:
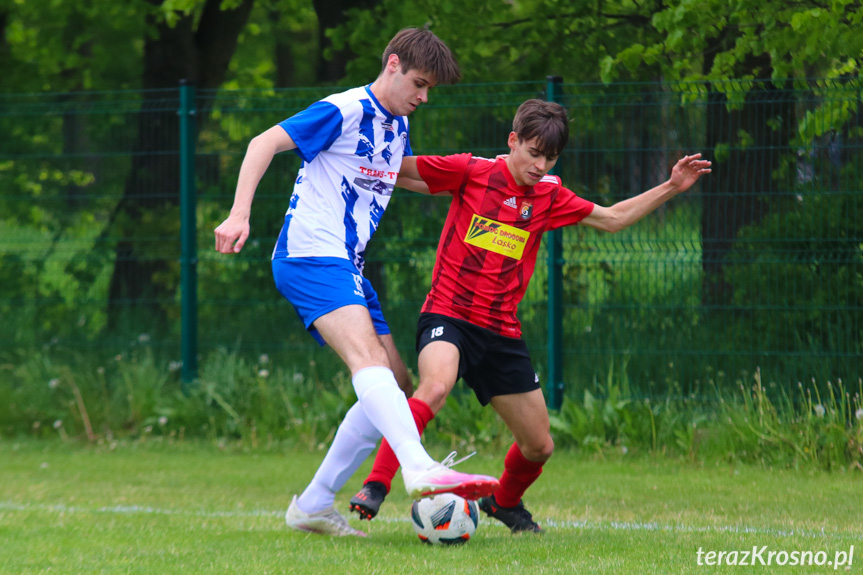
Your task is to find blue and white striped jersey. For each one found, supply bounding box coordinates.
[272,85,412,273]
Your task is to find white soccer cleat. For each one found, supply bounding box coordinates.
[402,451,500,501]
[285,495,367,537]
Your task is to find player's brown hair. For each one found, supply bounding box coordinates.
[512,99,570,158]
[381,28,461,85]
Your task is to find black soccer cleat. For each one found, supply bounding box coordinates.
[478,494,543,534]
[349,481,388,521]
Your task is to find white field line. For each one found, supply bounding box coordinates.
[0,500,855,541]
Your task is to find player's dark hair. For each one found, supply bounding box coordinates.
[381,28,461,85]
[512,99,569,158]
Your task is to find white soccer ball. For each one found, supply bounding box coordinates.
[410,493,479,545]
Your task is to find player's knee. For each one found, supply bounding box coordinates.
[347,348,391,373]
[543,436,555,460]
[522,436,554,462]
[371,346,392,367]
[414,380,449,414]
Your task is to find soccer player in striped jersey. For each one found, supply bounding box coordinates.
[214,28,499,538]
[350,98,711,532]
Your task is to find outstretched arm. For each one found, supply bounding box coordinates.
[581,153,711,233]
[214,126,297,253]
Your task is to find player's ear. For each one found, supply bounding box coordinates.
[386,54,401,73]
[507,132,519,151]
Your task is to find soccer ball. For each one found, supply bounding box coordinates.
[410,493,479,545]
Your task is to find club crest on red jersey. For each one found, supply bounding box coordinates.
[520,201,533,220]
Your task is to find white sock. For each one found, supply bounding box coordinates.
[352,366,435,472]
[297,403,381,513]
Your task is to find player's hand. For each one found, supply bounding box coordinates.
[214,214,250,254]
[669,153,712,193]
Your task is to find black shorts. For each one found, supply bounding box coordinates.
[416,312,540,406]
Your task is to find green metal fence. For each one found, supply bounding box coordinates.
[1,79,860,400]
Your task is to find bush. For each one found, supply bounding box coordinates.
[3,347,862,472]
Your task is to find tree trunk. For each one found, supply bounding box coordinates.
[108,0,254,328]
[273,10,295,88]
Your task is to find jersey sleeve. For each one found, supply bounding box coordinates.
[416,153,473,196]
[278,100,343,163]
[548,185,595,230]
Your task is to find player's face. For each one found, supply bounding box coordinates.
[505,133,559,186]
[387,66,435,116]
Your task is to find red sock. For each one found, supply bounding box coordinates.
[365,397,434,493]
[494,442,544,508]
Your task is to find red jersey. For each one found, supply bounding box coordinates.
[417,153,595,338]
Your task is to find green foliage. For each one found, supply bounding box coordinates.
[706,369,863,470]
[223,0,320,89]
[550,365,708,461]
[724,176,863,357]
[0,342,511,454]
[329,0,653,84]
[4,347,863,472]
[0,0,148,91]
[602,0,863,84]
[549,366,863,471]
[0,0,321,93]
[2,0,860,93]
[0,154,123,342]
[0,344,356,450]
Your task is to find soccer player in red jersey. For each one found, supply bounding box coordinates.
[350,99,711,532]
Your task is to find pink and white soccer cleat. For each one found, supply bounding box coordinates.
[402,451,500,500]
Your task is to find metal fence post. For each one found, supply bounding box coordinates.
[179,80,198,387]
[546,76,564,410]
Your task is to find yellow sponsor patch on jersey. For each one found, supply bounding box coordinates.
[464,214,530,260]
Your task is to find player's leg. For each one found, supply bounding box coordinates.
[285,257,433,479]
[491,388,554,479]
[290,318,416,529]
[460,334,546,533]
[311,306,436,471]
[350,338,461,519]
[413,340,462,413]
[273,258,420,531]
[480,388,549,533]
[348,295,415,519]
[379,333,414,398]
[288,306,434,533]
[343,333,417,517]
[314,298,497,501]
[283,306,389,534]
[287,400,377,537]
[273,259,388,535]
[365,274,412,399]
[348,396,434,520]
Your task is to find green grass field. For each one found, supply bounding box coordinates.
[1,439,860,574]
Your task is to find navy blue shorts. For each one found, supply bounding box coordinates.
[416,312,539,406]
[272,257,390,346]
